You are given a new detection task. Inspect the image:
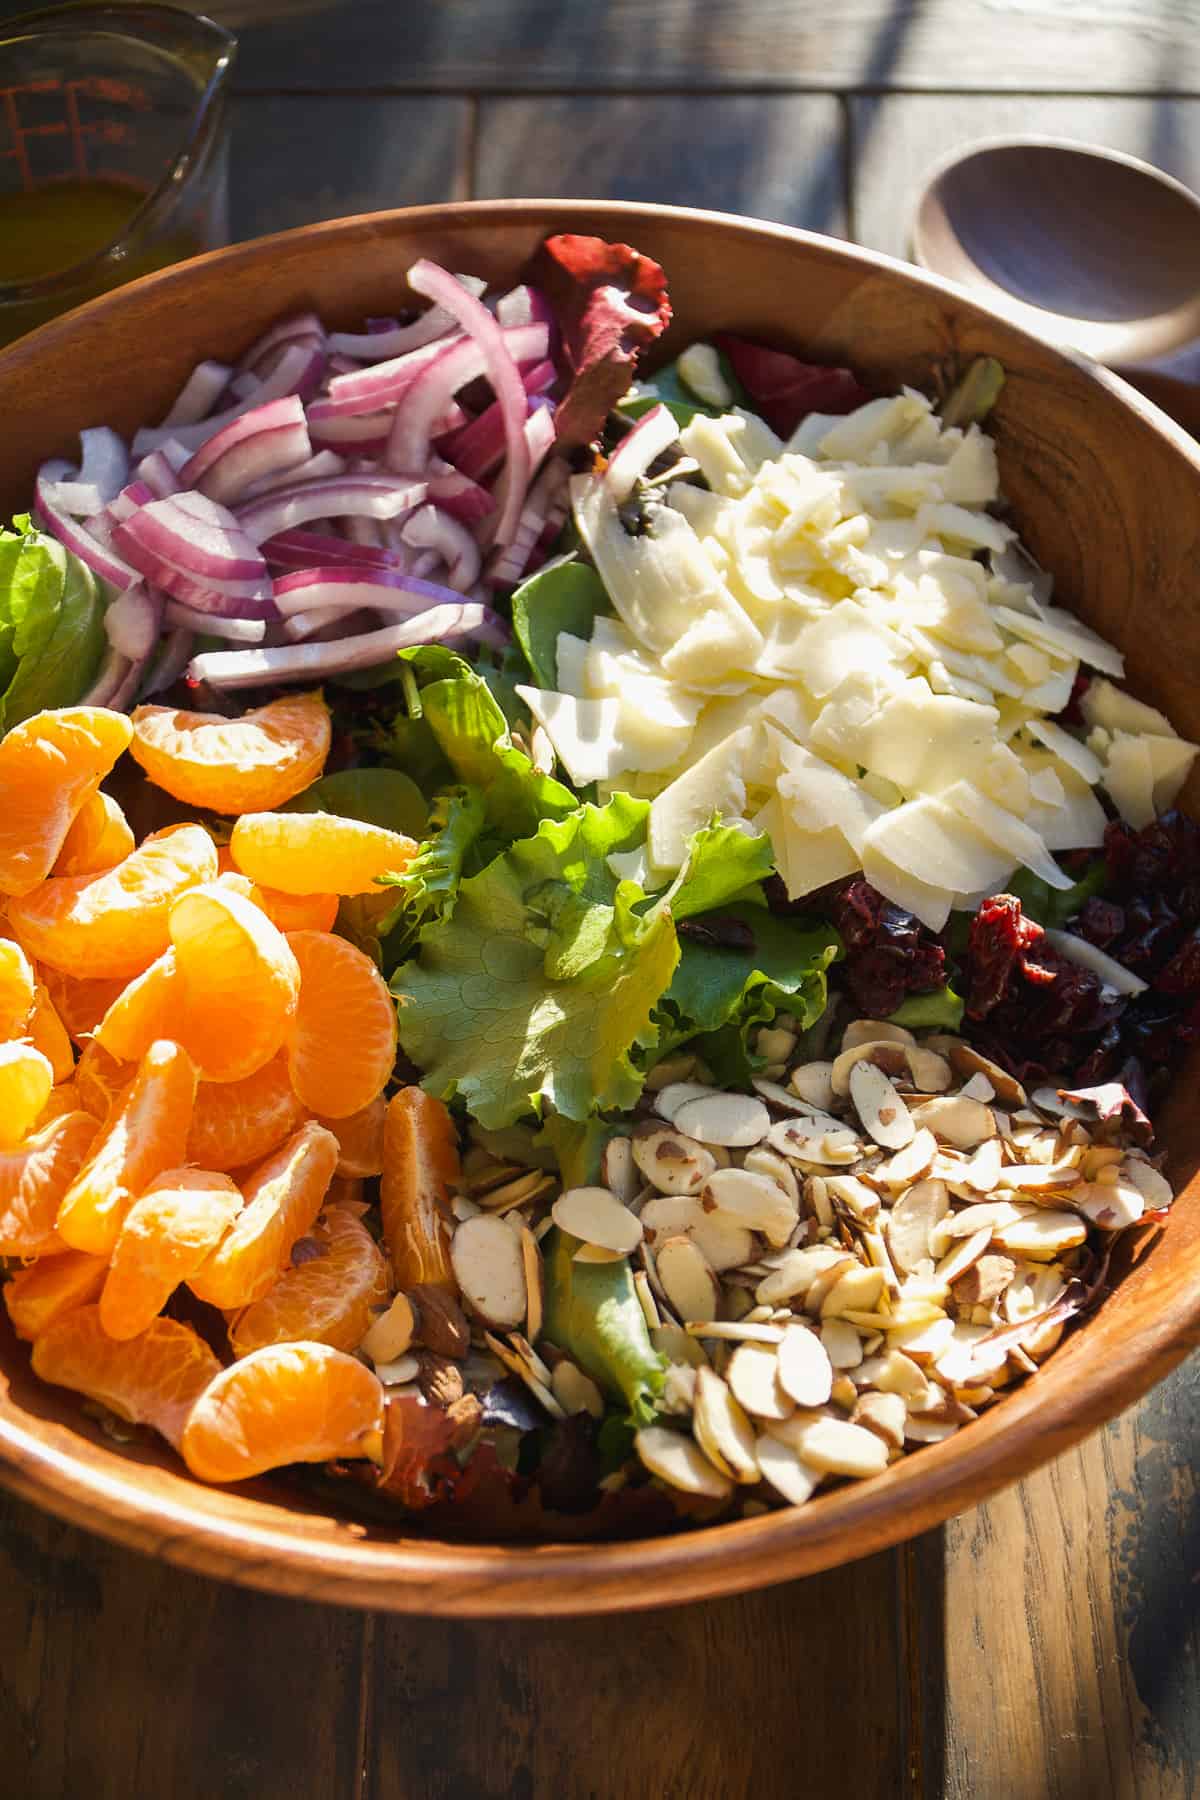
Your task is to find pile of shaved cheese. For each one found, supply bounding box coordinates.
[516,384,1197,931]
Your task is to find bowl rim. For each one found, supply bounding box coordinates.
[2,196,1199,1615]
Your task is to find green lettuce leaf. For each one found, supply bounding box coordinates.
[615,348,746,427]
[285,765,428,838]
[888,984,965,1031]
[1007,861,1109,931]
[392,794,679,1128]
[419,659,577,841]
[512,558,610,689]
[657,904,840,1085]
[374,784,486,965]
[1,545,106,730]
[542,1227,666,1426]
[670,820,775,920]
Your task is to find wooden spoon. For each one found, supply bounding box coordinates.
[912,137,1200,434]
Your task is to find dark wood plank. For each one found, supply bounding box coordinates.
[933,1369,1200,1800]
[0,1487,368,1800]
[208,1,1200,95]
[228,95,472,242]
[368,1554,911,1800]
[849,94,1200,261]
[474,94,847,233]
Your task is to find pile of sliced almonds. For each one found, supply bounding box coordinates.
[375,1016,1173,1514]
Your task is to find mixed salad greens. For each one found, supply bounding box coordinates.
[14,232,1200,1533]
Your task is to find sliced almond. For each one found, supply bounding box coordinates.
[672,1092,771,1148]
[958,1071,996,1104]
[520,1224,544,1342]
[640,1194,754,1272]
[820,1317,865,1370]
[359,1292,417,1365]
[755,1433,822,1505]
[656,1235,722,1323]
[802,1255,860,1316]
[887,1177,950,1272]
[909,1095,997,1150]
[726,1342,793,1420]
[635,1424,733,1499]
[1122,1158,1173,1209]
[630,1121,716,1196]
[961,1136,1004,1192]
[905,1047,954,1093]
[947,1043,1026,1107]
[552,1186,643,1256]
[852,1390,907,1451]
[777,1323,834,1406]
[373,1353,421,1386]
[661,1363,698,1414]
[653,1080,724,1124]
[743,1146,801,1206]
[633,1268,660,1332]
[951,1252,1016,1306]
[693,1366,760,1481]
[996,1161,1081,1193]
[650,1322,709,1368]
[849,1058,913,1144]
[573,1244,626,1263]
[1076,1181,1145,1230]
[842,1020,916,1052]
[871,1348,933,1409]
[934,1226,994,1286]
[766,1118,860,1165]
[788,1061,836,1110]
[685,1319,785,1344]
[787,1416,890,1478]
[450,1213,528,1329]
[934,1200,1025,1253]
[752,1077,823,1116]
[701,1168,798,1247]
[551,1360,604,1419]
[904,1414,961,1444]
[824,1172,881,1224]
[600,1135,640,1205]
[886,1314,956,1361]
[830,1040,910,1096]
[755,1244,851,1306]
[876,1128,938,1188]
[819,1264,886,1320]
[993,1208,1087,1259]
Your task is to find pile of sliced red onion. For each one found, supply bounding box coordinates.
[33,259,572,702]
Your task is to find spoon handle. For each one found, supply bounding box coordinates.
[1112,368,1200,439]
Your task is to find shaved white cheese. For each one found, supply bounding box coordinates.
[993,604,1125,678]
[938,428,1000,505]
[1079,677,1173,738]
[1103,733,1157,828]
[556,632,591,695]
[860,840,955,933]
[1043,930,1148,997]
[939,780,1070,889]
[782,601,910,694]
[857,681,999,793]
[648,727,752,871]
[863,797,1015,898]
[515,688,625,786]
[977,742,1032,815]
[918,501,1013,555]
[1144,734,1198,810]
[778,818,860,898]
[817,391,931,461]
[776,739,884,851]
[1025,718,1102,786]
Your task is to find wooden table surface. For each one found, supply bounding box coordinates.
[4,4,1200,1795]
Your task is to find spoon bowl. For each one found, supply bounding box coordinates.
[913,137,1200,364]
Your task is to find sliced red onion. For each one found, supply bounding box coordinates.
[237,311,326,377]
[81,643,134,706]
[241,450,347,500]
[406,259,534,546]
[345,514,389,549]
[282,605,367,642]
[410,551,440,580]
[426,462,495,525]
[439,360,555,481]
[604,401,678,503]
[107,480,156,525]
[133,448,183,498]
[262,528,403,573]
[114,492,267,582]
[326,354,363,377]
[327,320,544,422]
[109,541,275,617]
[140,624,194,697]
[34,476,140,590]
[488,456,570,587]
[134,342,325,456]
[306,408,393,451]
[78,428,130,505]
[272,565,472,618]
[188,600,508,688]
[325,274,486,361]
[104,583,163,661]
[109,654,149,711]
[162,360,234,428]
[181,399,312,507]
[164,599,267,643]
[401,504,480,592]
[37,458,106,518]
[235,475,427,546]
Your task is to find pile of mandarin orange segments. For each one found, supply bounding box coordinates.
[0,695,447,1484]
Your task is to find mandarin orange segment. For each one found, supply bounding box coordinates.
[32,1305,222,1450]
[54,790,135,877]
[100,1169,243,1340]
[227,1204,390,1357]
[56,1039,197,1255]
[0,1044,54,1147]
[170,884,301,1082]
[130,692,331,815]
[92,951,178,1063]
[230,810,416,897]
[73,1039,134,1121]
[285,930,396,1119]
[324,1175,366,1213]
[4,1249,108,1340]
[0,938,35,1038]
[39,964,128,1044]
[0,707,133,898]
[187,1120,338,1310]
[180,1341,384,1482]
[0,1111,98,1257]
[186,1053,307,1173]
[380,1086,458,1292]
[319,1093,386,1178]
[9,823,219,978]
[27,983,75,1082]
[35,1079,89,1125]
[252,886,339,935]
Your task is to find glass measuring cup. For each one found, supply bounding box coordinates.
[0,3,236,344]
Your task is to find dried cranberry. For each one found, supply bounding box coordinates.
[810,876,949,1015]
[1076,897,1125,948]
[965,894,1049,1019]
[1058,669,1091,726]
[1155,927,1200,994]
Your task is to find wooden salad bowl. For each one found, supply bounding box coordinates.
[0,201,1197,1616]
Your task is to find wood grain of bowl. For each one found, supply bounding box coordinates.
[0,201,1197,1617]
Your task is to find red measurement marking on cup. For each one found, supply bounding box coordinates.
[0,81,145,190]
